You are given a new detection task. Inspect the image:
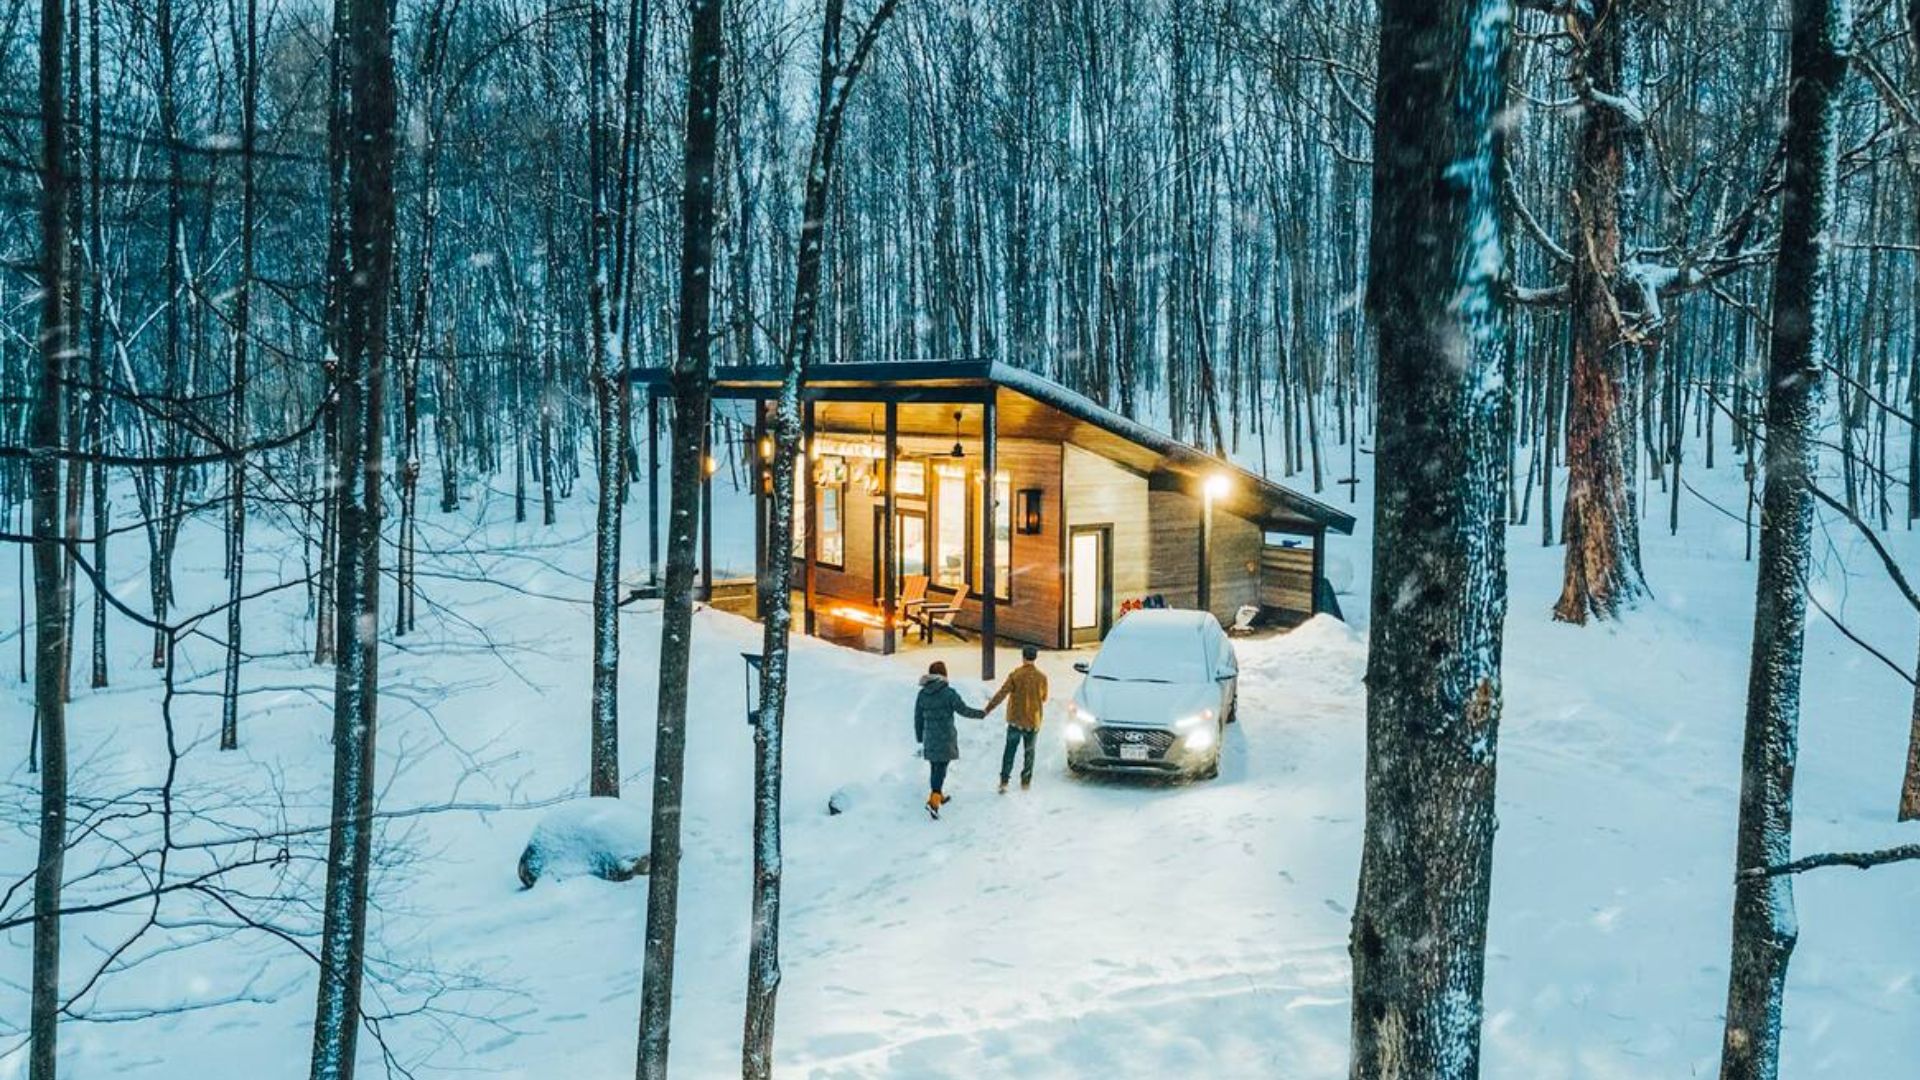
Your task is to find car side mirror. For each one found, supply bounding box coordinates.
[1072,661,1090,675]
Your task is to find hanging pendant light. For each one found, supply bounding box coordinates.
[950,410,966,458]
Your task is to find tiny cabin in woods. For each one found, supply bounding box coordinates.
[627,360,1355,679]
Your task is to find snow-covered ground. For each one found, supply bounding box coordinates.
[2,443,1917,1078]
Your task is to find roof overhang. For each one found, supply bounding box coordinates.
[627,359,1356,536]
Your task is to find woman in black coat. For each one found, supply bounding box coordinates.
[914,660,987,818]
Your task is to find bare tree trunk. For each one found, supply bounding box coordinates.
[30,0,71,1065]
[1718,3,1847,1077]
[742,7,898,1072]
[1555,0,1648,624]
[587,0,624,797]
[84,0,104,691]
[308,0,397,1069]
[636,0,724,1072]
[221,0,259,751]
[1900,637,1920,820]
[1348,1,1511,1076]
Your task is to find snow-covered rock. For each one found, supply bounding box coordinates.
[517,797,652,888]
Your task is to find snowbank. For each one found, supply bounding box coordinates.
[517,797,652,888]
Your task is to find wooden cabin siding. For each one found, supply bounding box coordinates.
[1146,489,1263,624]
[1063,445,1150,614]
[1260,543,1316,617]
[947,437,1064,647]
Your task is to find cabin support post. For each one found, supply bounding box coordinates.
[752,403,766,619]
[1199,485,1215,616]
[803,399,817,637]
[647,389,660,585]
[1311,524,1326,617]
[882,401,898,655]
[700,407,714,601]
[981,396,998,680]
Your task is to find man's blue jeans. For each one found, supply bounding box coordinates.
[1000,726,1036,785]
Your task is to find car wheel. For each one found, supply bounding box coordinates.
[1198,754,1220,781]
[1226,699,1238,724]
[1068,759,1088,776]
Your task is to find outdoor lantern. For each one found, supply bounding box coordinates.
[949,410,966,458]
[742,652,764,726]
[1018,487,1043,534]
[758,434,773,461]
[703,453,718,477]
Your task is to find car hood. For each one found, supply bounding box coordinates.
[1075,678,1220,729]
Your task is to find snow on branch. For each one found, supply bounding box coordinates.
[1504,168,1572,266]
[1742,844,1920,879]
[1584,86,1647,128]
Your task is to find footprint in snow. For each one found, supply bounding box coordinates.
[1324,898,1349,915]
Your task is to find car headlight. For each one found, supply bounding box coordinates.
[1063,721,1089,747]
[1183,725,1216,752]
[1174,709,1214,730]
[1069,702,1097,725]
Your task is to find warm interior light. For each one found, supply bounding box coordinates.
[1204,472,1231,500]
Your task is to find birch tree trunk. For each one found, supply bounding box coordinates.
[1718,2,1848,1076]
[1348,1,1512,1075]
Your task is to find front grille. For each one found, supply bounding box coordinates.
[1094,726,1175,759]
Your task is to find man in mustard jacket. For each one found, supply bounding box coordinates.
[986,645,1049,793]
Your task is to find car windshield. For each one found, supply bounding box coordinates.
[1087,616,1209,683]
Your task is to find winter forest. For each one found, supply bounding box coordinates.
[2,0,1918,1074]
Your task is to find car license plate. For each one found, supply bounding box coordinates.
[1119,744,1150,762]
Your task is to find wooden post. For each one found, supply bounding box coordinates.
[1199,487,1214,615]
[700,409,713,601]
[803,399,817,637]
[647,389,660,585]
[1310,524,1326,617]
[752,403,766,619]
[883,401,898,655]
[981,397,998,680]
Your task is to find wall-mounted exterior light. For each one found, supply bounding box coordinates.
[1017,487,1043,535]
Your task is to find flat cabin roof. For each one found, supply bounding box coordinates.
[627,359,1355,536]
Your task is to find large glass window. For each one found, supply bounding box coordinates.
[895,460,925,497]
[898,511,928,580]
[991,472,1011,601]
[812,456,846,567]
[790,479,805,557]
[933,464,968,588]
[968,470,1013,601]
